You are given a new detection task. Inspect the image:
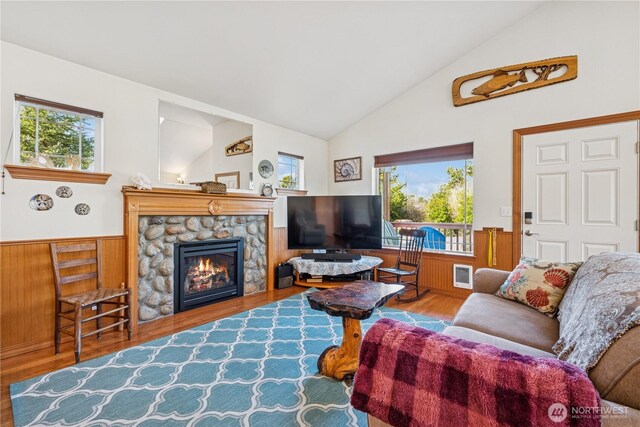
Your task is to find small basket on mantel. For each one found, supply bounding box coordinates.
[191,181,227,194]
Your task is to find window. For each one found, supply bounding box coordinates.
[15,94,103,171]
[375,143,473,253]
[277,152,304,190]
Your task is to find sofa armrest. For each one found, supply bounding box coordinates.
[473,268,510,294]
[601,400,640,427]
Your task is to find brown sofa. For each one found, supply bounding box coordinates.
[366,268,640,427]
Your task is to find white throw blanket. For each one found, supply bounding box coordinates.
[553,252,640,371]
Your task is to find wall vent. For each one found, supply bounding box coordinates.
[453,264,473,289]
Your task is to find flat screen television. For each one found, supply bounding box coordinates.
[287,195,382,250]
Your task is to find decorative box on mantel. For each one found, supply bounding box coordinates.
[122,187,276,331]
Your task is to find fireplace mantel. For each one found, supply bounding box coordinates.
[122,186,276,330]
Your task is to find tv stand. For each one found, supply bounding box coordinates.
[288,255,382,289]
[301,253,362,262]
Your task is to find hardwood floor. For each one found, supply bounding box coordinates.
[386,291,464,321]
[0,287,464,426]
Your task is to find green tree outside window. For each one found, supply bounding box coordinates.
[19,103,97,170]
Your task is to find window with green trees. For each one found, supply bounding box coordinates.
[16,95,102,171]
[277,152,304,189]
[375,143,473,253]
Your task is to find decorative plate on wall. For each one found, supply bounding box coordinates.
[258,160,274,178]
[75,203,91,215]
[29,194,54,211]
[55,186,73,198]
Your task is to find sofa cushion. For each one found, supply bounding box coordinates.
[452,293,559,352]
[496,256,582,317]
[443,326,556,358]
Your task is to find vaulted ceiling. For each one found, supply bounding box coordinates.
[1,1,545,139]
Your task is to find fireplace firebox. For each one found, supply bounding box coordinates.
[174,238,244,312]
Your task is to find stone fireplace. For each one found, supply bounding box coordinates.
[137,215,265,321]
[123,187,275,330]
[174,238,244,312]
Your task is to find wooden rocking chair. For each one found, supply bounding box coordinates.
[376,228,429,302]
[50,240,132,363]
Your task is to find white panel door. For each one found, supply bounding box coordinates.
[522,121,638,262]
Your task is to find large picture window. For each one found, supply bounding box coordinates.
[375,143,473,253]
[15,95,103,171]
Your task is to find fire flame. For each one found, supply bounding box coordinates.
[198,257,211,272]
[185,257,231,293]
[195,257,228,277]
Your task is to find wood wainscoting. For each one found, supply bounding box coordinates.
[274,227,514,298]
[473,228,514,272]
[2,228,293,359]
[273,227,303,265]
[361,229,514,299]
[0,236,126,359]
[0,228,512,358]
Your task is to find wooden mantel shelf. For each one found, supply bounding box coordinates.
[4,164,111,184]
[122,186,275,216]
[122,186,274,199]
[122,186,276,332]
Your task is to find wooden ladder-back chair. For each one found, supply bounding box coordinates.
[376,228,429,302]
[50,239,132,363]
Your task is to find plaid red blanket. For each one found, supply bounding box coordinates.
[351,319,600,427]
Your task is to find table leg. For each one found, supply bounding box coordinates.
[317,317,362,381]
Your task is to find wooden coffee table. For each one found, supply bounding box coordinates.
[306,280,404,381]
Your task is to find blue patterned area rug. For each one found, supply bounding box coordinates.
[11,290,448,426]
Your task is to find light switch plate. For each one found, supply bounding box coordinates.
[500,206,512,217]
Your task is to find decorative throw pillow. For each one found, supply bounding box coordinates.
[496,256,582,317]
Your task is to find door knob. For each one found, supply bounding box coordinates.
[524,230,540,236]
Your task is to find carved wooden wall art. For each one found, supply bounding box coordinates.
[225,135,253,156]
[452,56,577,107]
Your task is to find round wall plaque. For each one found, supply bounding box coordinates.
[258,160,274,178]
[29,194,54,211]
[75,203,91,215]
[55,186,73,198]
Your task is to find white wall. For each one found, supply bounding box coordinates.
[254,123,330,227]
[211,120,253,189]
[181,146,214,184]
[161,118,213,183]
[0,42,328,240]
[327,1,640,231]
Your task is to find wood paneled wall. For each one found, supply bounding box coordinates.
[273,227,303,265]
[0,228,513,358]
[0,236,125,359]
[1,230,295,358]
[361,229,514,299]
[473,229,514,272]
[274,226,514,298]
[361,249,475,298]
